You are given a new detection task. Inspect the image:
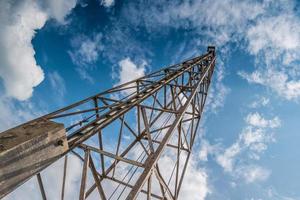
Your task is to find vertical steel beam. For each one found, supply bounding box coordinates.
[37,173,47,200]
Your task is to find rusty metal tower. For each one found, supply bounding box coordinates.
[0,47,215,200]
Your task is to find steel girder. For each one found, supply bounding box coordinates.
[0,47,215,200]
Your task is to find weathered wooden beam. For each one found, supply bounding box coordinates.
[0,119,68,198]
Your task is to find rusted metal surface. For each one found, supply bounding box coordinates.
[0,47,215,199]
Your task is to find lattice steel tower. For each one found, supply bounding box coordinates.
[0,47,215,200]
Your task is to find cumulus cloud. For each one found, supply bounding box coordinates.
[0,1,46,101]
[0,0,77,101]
[68,33,103,83]
[117,58,146,85]
[40,0,78,24]
[115,57,146,95]
[0,2,77,196]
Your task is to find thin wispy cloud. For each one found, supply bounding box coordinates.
[100,0,115,8]
[240,3,300,101]
[68,33,103,83]
[235,165,271,183]
[200,112,280,183]
[249,96,270,108]
[48,71,67,104]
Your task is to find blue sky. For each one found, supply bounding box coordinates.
[1,0,300,199]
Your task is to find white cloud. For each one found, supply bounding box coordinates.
[236,165,271,183]
[266,187,298,200]
[247,14,300,54]
[70,34,102,65]
[118,58,146,85]
[40,0,77,24]
[0,1,46,101]
[125,110,210,200]
[179,156,210,200]
[203,112,280,182]
[0,90,203,200]
[4,155,82,200]
[240,5,300,101]
[241,127,270,147]
[250,96,269,108]
[125,0,264,45]
[0,2,77,196]
[68,33,103,83]
[2,0,299,197]
[216,143,241,172]
[100,0,115,8]
[215,133,273,182]
[239,70,300,101]
[214,125,275,168]
[125,0,300,104]
[115,58,146,95]
[240,127,275,160]
[199,140,218,162]
[0,0,77,101]
[245,112,281,128]
[123,0,263,113]
[205,56,230,113]
[42,155,83,199]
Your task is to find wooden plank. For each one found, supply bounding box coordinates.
[0,119,68,198]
